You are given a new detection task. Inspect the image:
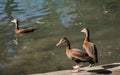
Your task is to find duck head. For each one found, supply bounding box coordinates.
[81,28,88,33]
[56,37,68,46]
[11,19,17,23]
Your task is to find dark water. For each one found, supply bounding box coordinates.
[0,0,120,75]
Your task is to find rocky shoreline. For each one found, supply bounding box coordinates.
[29,62,120,75]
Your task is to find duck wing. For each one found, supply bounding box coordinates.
[20,27,37,33]
[83,42,98,63]
[70,49,90,61]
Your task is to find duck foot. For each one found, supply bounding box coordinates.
[77,68,81,72]
[73,64,83,69]
[72,69,81,73]
[73,65,79,69]
[88,64,93,68]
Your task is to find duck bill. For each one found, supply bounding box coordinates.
[11,20,14,22]
[56,42,61,46]
[81,29,84,32]
[56,39,62,46]
[11,19,17,23]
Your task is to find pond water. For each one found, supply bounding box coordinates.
[0,0,120,75]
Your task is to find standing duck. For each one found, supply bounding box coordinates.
[81,28,98,67]
[11,19,37,34]
[56,37,95,72]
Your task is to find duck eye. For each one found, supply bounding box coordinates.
[62,39,65,43]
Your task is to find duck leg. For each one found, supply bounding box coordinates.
[74,65,82,72]
[73,63,83,69]
[88,64,92,67]
[73,64,83,72]
[72,65,81,72]
[73,65,79,69]
[77,67,81,72]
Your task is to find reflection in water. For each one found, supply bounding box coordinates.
[13,34,19,45]
[0,0,120,75]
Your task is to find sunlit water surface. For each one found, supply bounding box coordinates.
[0,0,120,75]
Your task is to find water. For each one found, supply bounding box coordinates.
[0,0,120,75]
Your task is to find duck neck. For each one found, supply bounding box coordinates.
[66,40,71,50]
[84,30,90,42]
[15,21,19,30]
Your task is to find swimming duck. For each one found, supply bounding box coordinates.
[11,19,37,34]
[81,28,98,67]
[56,37,95,72]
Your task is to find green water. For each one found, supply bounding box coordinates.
[0,0,120,75]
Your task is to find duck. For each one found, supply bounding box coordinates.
[81,28,98,67]
[11,19,37,34]
[56,37,95,72]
